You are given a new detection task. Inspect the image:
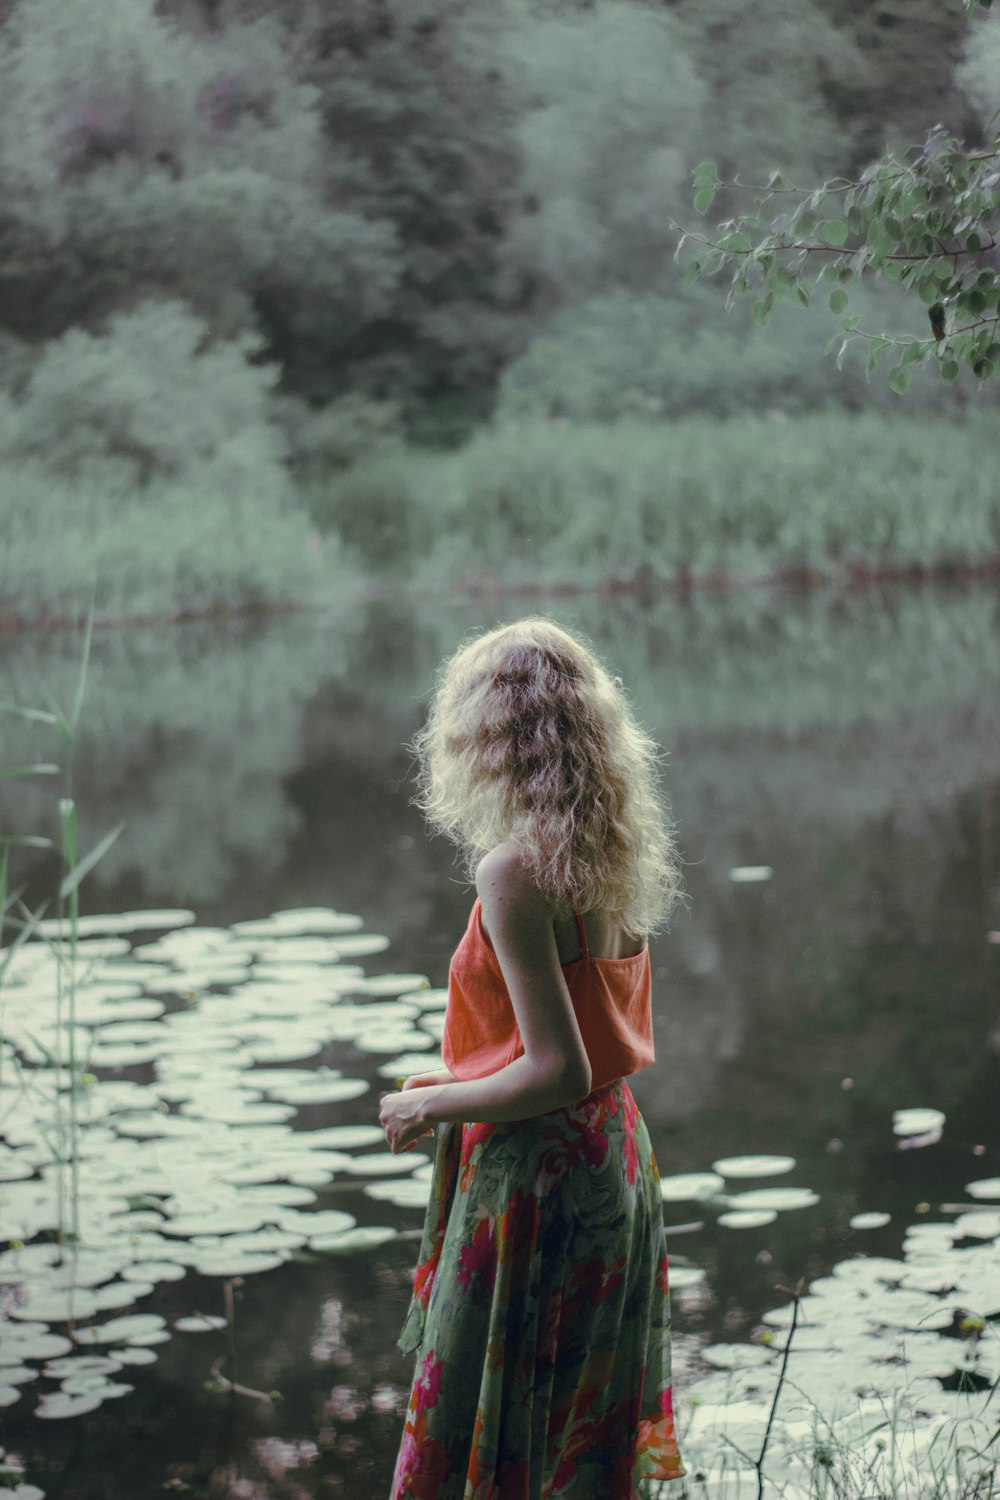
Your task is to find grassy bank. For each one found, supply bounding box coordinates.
[0,464,357,631]
[310,411,1000,590]
[5,413,999,631]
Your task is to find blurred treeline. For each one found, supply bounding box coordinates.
[1,0,999,610]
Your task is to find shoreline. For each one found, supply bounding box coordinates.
[3,554,999,639]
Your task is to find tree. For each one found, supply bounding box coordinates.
[675,0,1000,390]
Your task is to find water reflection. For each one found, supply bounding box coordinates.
[1,583,999,1497]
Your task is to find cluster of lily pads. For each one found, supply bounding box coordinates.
[0,906,446,1425]
[2,905,997,1500]
[658,1123,1000,1497]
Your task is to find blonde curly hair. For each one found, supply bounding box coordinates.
[408,616,682,938]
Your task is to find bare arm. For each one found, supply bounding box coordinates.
[379,842,592,1152]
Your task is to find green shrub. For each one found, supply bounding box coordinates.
[496,283,967,424]
[0,299,292,505]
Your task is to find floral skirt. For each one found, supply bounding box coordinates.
[390,1078,685,1499]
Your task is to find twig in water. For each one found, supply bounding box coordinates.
[756,1277,806,1500]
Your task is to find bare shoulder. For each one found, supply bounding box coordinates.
[475,843,555,939]
[476,842,548,903]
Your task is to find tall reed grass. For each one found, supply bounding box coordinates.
[309,412,1000,587]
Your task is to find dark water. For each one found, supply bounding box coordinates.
[2,585,999,1499]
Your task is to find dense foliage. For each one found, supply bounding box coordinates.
[679,2,1000,388]
[1,0,998,605]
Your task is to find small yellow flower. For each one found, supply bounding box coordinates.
[960,1315,985,1335]
[81,1072,97,1086]
[9,1239,24,1251]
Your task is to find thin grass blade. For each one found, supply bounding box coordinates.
[40,685,75,749]
[0,897,50,984]
[69,595,96,733]
[0,764,61,781]
[59,820,126,899]
[0,700,58,724]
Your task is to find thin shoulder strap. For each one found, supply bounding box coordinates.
[570,899,589,960]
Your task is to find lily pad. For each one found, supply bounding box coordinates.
[718,1210,778,1229]
[119,1261,187,1284]
[174,1314,227,1332]
[964,1178,1000,1200]
[712,1155,796,1179]
[376,1054,448,1081]
[310,1226,397,1255]
[36,1382,133,1418]
[43,1355,123,1378]
[723,1188,819,1212]
[0,1328,74,1360]
[189,1250,285,1277]
[667,1266,707,1289]
[72,1313,168,1347]
[850,1212,891,1230]
[701,1343,777,1370]
[353,974,431,997]
[353,1028,435,1056]
[364,1178,432,1208]
[728,866,772,882]
[329,934,392,957]
[660,1172,725,1202]
[116,1346,160,1366]
[34,910,196,937]
[274,1075,369,1105]
[893,1108,945,1137]
[339,1152,425,1178]
[403,987,450,1011]
[230,909,364,938]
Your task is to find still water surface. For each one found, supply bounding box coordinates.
[1,585,999,1498]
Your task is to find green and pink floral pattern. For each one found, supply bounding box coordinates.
[392,1080,685,1498]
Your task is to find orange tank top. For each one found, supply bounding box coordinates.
[442,897,655,1089]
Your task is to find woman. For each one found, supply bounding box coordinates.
[380,616,686,1498]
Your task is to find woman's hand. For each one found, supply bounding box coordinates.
[379,1084,444,1154]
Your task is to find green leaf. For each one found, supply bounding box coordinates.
[753,293,775,327]
[795,284,811,307]
[693,161,718,183]
[820,220,849,248]
[694,187,716,215]
[940,359,960,382]
[59,821,127,899]
[889,365,912,395]
[902,341,927,365]
[829,290,849,314]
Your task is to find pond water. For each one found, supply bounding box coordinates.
[1,585,999,1499]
